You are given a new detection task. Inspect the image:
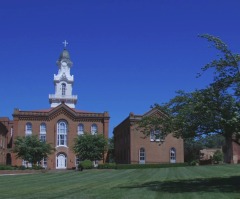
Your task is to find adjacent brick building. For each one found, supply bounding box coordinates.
[114,108,184,164]
[0,118,13,165]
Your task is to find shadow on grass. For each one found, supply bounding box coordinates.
[118,176,240,193]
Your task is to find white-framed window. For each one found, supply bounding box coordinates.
[93,160,98,168]
[75,156,80,167]
[38,158,47,168]
[40,123,46,142]
[61,83,66,96]
[91,124,98,135]
[57,120,67,146]
[22,160,32,168]
[25,122,32,136]
[150,130,164,142]
[42,158,47,168]
[139,148,145,164]
[150,130,155,141]
[77,124,84,136]
[170,147,176,163]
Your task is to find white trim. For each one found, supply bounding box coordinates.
[139,148,145,164]
[56,154,67,169]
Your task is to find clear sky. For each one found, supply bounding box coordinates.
[1,0,240,137]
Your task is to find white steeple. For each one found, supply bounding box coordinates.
[49,42,77,108]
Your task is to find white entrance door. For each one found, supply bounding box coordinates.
[56,154,66,169]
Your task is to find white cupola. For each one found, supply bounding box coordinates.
[49,41,77,108]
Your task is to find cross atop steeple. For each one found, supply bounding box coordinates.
[62,40,69,48]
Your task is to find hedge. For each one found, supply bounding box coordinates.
[98,163,116,169]
[98,163,188,169]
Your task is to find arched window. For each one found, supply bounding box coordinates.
[61,83,66,96]
[139,148,145,164]
[40,123,46,142]
[170,147,176,163]
[91,124,98,135]
[57,120,67,146]
[25,122,32,135]
[77,124,84,135]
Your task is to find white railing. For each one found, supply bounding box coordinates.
[49,94,78,100]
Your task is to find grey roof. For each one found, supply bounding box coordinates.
[59,49,70,61]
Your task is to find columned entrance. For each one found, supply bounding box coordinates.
[56,154,67,169]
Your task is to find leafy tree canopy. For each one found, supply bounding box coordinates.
[198,34,240,97]
[13,135,55,165]
[137,34,240,163]
[73,134,108,162]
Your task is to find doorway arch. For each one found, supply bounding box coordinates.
[56,153,67,169]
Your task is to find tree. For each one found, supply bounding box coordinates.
[13,135,55,166]
[212,150,223,164]
[200,134,225,149]
[137,35,240,164]
[184,134,225,163]
[106,137,115,163]
[198,34,240,97]
[73,134,108,163]
[184,138,203,163]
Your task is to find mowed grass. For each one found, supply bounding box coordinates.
[0,165,240,199]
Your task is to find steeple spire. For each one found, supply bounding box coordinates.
[49,46,77,108]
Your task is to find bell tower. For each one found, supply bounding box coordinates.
[49,40,78,108]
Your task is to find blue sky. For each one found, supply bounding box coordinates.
[1,0,240,137]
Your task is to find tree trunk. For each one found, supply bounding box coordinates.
[223,137,233,163]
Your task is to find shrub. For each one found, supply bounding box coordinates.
[212,150,223,164]
[18,165,26,170]
[98,163,116,169]
[32,165,44,170]
[115,163,187,169]
[188,160,198,166]
[0,165,14,170]
[78,160,93,170]
[199,159,212,165]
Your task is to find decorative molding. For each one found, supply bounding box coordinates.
[13,104,110,122]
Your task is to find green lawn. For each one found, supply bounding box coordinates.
[0,165,240,199]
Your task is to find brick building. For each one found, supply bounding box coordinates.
[0,118,13,165]
[1,45,110,169]
[114,108,184,164]
[231,141,240,164]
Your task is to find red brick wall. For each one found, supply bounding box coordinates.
[130,123,184,164]
[233,141,240,164]
[11,108,109,169]
[0,118,13,165]
[114,111,184,164]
